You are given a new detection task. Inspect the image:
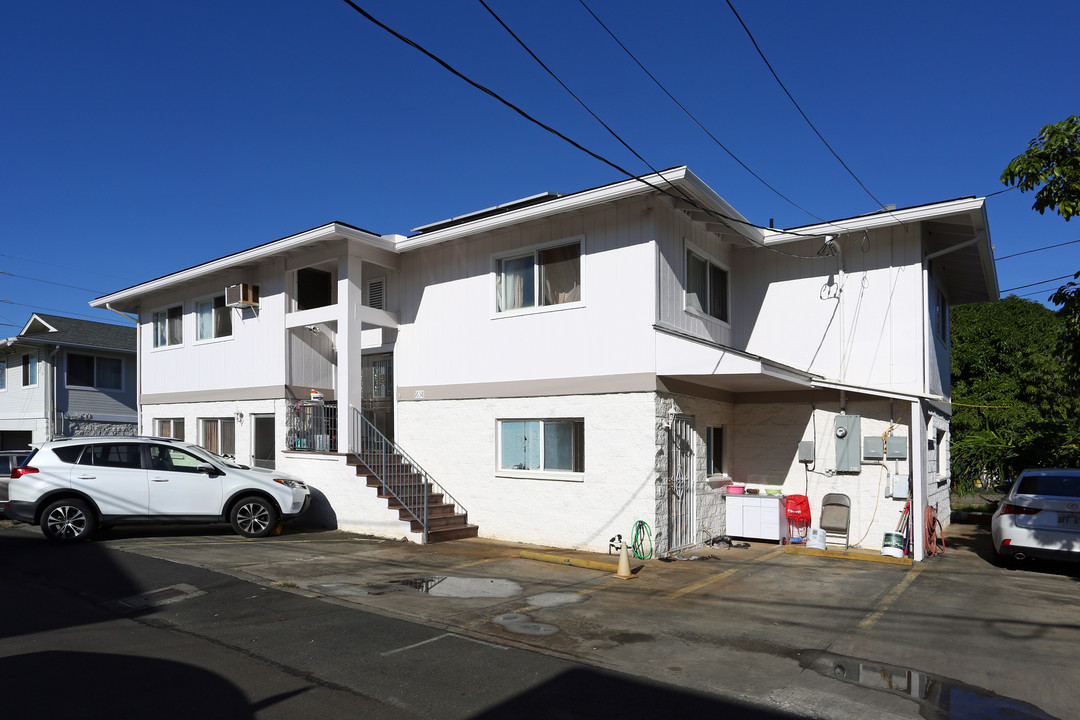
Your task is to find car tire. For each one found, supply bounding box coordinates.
[40,498,96,542]
[230,496,279,538]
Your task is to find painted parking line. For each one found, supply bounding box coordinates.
[381,633,509,656]
[857,564,925,630]
[664,548,786,599]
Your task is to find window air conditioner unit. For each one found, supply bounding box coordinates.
[225,283,260,308]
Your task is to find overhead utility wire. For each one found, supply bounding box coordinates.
[0,298,125,324]
[477,0,712,225]
[724,0,904,227]
[0,270,105,294]
[337,0,833,258]
[999,274,1075,293]
[577,0,826,224]
[996,238,1080,261]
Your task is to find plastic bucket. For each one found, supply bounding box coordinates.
[881,532,905,558]
[806,528,827,550]
[726,484,745,495]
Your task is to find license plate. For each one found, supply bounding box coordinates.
[1057,514,1080,526]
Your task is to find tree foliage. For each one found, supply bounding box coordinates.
[1001,115,1080,220]
[1001,116,1080,394]
[950,297,1080,494]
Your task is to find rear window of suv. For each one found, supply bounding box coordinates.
[1017,474,1080,497]
[77,443,143,469]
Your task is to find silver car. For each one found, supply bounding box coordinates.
[991,469,1080,564]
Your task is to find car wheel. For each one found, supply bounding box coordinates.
[40,499,96,542]
[230,496,279,538]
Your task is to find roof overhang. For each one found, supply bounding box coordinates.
[763,197,998,304]
[398,166,762,251]
[90,222,391,313]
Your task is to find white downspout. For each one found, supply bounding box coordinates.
[910,399,926,561]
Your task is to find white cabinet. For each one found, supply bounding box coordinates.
[726,495,787,542]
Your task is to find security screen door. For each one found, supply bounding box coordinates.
[668,415,695,551]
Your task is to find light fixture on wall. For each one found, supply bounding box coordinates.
[306,325,320,334]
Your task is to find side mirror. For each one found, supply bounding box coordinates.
[197,463,220,475]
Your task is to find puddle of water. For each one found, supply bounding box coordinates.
[389,576,522,598]
[492,612,559,636]
[309,583,372,597]
[525,592,586,607]
[800,650,1060,720]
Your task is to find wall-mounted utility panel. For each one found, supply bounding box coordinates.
[863,437,885,460]
[835,415,861,472]
[885,436,908,460]
[798,440,815,464]
[891,474,910,498]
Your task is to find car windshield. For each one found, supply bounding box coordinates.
[1016,474,1080,498]
[185,444,246,470]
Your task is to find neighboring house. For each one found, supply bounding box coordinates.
[90,167,997,559]
[0,314,137,449]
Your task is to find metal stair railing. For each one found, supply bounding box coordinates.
[350,406,467,544]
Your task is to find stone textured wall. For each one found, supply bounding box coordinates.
[63,420,137,437]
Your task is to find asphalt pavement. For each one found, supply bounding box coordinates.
[2,518,1076,720]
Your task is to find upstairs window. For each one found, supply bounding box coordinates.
[22,354,37,387]
[496,240,581,313]
[67,354,123,391]
[686,249,729,323]
[153,305,183,348]
[196,295,232,341]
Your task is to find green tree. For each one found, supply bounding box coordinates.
[1001,115,1080,390]
[950,297,1080,493]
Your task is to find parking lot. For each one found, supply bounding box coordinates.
[8,519,1057,720]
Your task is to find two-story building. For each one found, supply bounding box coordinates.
[90,167,997,559]
[1,314,137,449]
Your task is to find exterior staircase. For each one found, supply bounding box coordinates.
[349,409,477,543]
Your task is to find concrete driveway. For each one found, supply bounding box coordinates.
[11,519,1078,719]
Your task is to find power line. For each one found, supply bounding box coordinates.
[996,238,1080,261]
[0,270,105,294]
[0,299,129,324]
[576,0,826,223]
[999,274,1075,293]
[724,0,903,227]
[337,0,836,259]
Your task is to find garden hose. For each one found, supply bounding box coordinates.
[632,520,653,560]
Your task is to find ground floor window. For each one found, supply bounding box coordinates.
[706,425,724,475]
[200,417,235,456]
[155,418,185,440]
[499,419,584,473]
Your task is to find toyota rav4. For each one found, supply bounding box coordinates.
[5,436,310,542]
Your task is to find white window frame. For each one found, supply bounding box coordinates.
[684,242,730,325]
[492,236,585,317]
[155,418,185,441]
[21,353,38,388]
[200,417,236,456]
[194,293,234,344]
[293,264,338,312]
[66,353,124,392]
[496,418,585,482]
[151,304,184,350]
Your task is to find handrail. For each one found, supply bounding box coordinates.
[349,406,467,544]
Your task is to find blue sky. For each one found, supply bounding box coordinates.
[2,0,1077,329]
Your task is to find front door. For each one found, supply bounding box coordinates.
[361,353,394,441]
[668,415,695,551]
[252,415,275,469]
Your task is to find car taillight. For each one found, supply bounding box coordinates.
[1000,503,1040,516]
[10,466,38,479]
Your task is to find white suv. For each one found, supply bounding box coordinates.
[5,437,310,542]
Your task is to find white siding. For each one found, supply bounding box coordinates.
[395,198,658,390]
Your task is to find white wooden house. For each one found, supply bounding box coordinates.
[0,314,137,449]
[91,167,996,559]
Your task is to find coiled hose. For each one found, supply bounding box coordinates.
[632,520,653,559]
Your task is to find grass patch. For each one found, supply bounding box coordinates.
[273,581,299,589]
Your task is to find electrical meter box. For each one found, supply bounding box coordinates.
[798,440,815,464]
[834,415,861,472]
[885,436,908,459]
